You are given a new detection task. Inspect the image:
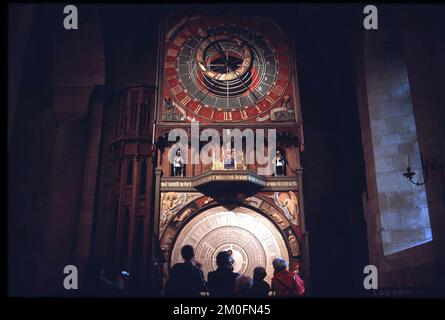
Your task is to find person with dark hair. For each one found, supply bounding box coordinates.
[227,250,234,271]
[164,245,207,297]
[99,268,130,297]
[248,266,271,297]
[234,275,253,297]
[181,245,194,260]
[207,251,239,297]
[151,236,168,296]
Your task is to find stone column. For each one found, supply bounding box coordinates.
[152,167,163,237]
[39,86,94,294]
[75,86,107,275]
[37,5,105,295]
[297,169,311,291]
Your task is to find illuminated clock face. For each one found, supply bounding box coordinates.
[164,16,291,122]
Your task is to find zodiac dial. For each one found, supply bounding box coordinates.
[164,16,291,122]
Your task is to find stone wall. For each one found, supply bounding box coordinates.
[363,21,431,255]
[356,6,441,290]
[8,5,57,296]
[399,6,445,292]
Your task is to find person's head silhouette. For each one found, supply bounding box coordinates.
[216,251,232,269]
[253,266,267,282]
[181,245,194,262]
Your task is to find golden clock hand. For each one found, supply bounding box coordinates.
[212,39,259,102]
[214,41,230,67]
[225,55,260,103]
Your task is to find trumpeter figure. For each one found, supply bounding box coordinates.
[273,150,286,177]
[173,149,185,177]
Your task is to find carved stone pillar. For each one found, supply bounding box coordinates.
[109,86,156,291]
[297,169,311,291]
[152,167,163,237]
[75,86,107,275]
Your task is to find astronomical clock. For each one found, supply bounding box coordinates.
[160,15,298,124]
[153,14,310,290]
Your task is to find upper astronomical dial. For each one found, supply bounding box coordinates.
[164,18,291,122]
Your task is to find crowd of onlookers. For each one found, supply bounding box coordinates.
[164,245,305,297]
[83,244,304,297]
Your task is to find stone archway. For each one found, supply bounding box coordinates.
[170,206,289,284]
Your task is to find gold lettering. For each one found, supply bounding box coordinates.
[167,48,179,57]
[224,112,232,121]
[171,85,183,95]
[271,85,285,96]
[180,96,192,106]
[172,36,186,47]
[164,62,176,69]
[265,95,275,105]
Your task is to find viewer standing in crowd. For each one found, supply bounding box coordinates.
[165,245,207,297]
[234,275,253,296]
[207,251,239,297]
[271,258,305,297]
[248,266,271,297]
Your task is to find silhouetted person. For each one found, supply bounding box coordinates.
[99,269,130,297]
[207,251,239,297]
[84,258,104,296]
[151,237,168,296]
[234,275,253,297]
[248,266,271,297]
[271,258,305,297]
[165,245,206,297]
